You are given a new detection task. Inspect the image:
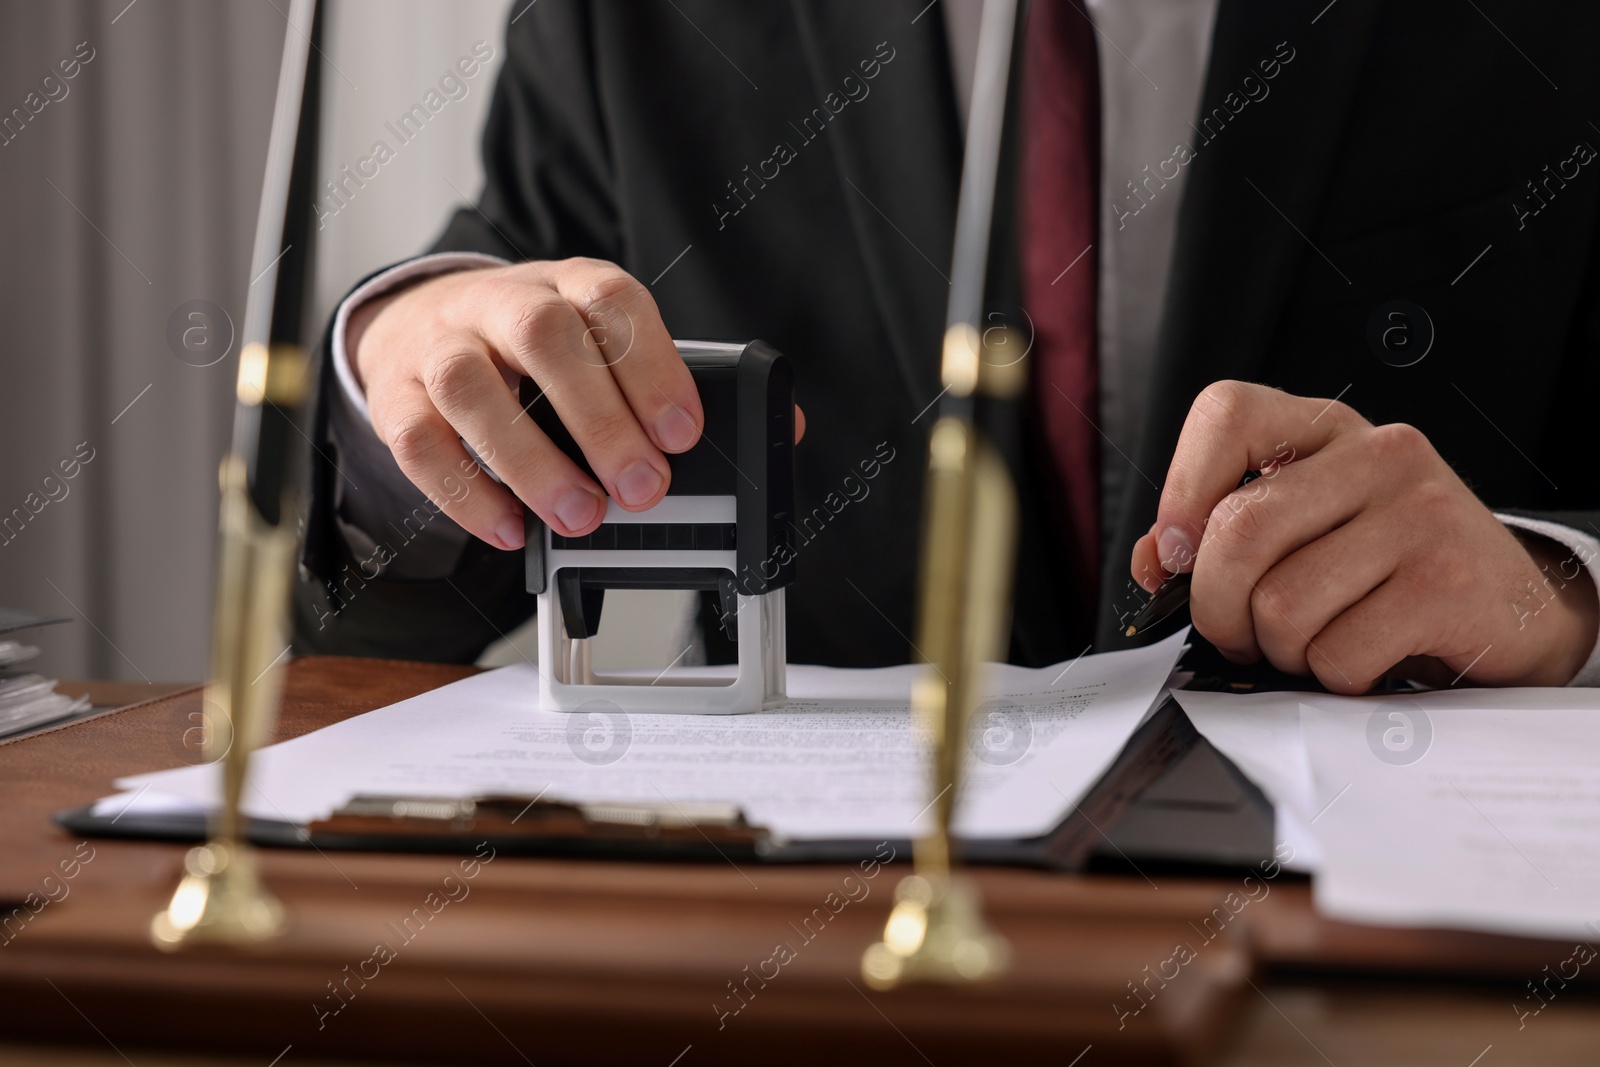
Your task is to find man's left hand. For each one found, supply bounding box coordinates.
[1130,381,1598,692]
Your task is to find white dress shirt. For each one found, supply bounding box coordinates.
[324,1,1600,685]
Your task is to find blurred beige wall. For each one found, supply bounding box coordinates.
[313,0,510,326]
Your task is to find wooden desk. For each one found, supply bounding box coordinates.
[0,658,1594,1065]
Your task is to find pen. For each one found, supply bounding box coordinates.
[1125,470,1263,637]
[1125,572,1192,637]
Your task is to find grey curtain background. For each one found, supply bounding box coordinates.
[0,0,686,682]
[0,0,509,683]
[0,0,280,684]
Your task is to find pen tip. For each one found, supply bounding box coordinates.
[1125,625,1137,637]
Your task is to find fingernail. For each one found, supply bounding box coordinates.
[654,407,699,452]
[555,487,601,532]
[495,513,526,550]
[615,461,664,508]
[1157,525,1195,573]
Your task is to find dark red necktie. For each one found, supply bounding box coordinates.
[1021,0,1102,614]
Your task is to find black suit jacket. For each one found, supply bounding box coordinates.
[295,0,1600,671]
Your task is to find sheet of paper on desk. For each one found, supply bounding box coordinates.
[1175,686,1600,940]
[105,628,1189,844]
[1301,693,1600,941]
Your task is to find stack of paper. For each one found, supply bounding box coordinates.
[0,640,89,739]
[95,629,1190,847]
[1173,687,1600,941]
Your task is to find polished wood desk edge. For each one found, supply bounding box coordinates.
[0,884,1255,1065]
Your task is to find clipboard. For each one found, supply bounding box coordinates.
[57,698,1203,869]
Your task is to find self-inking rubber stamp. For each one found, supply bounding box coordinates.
[524,341,796,714]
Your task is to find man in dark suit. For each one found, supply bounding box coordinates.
[295,0,1600,693]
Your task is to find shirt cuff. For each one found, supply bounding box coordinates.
[331,251,509,423]
[325,252,507,582]
[1496,513,1600,687]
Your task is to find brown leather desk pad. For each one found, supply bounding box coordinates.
[0,656,1585,1065]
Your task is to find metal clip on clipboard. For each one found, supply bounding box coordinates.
[306,793,771,858]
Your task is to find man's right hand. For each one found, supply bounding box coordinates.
[348,258,706,552]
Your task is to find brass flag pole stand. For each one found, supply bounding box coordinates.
[152,0,321,948]
[862,0,1024,989]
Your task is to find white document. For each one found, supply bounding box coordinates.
[1300,692,1600,941]
[1175,686,1600,940]
[106,629,1189,844]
